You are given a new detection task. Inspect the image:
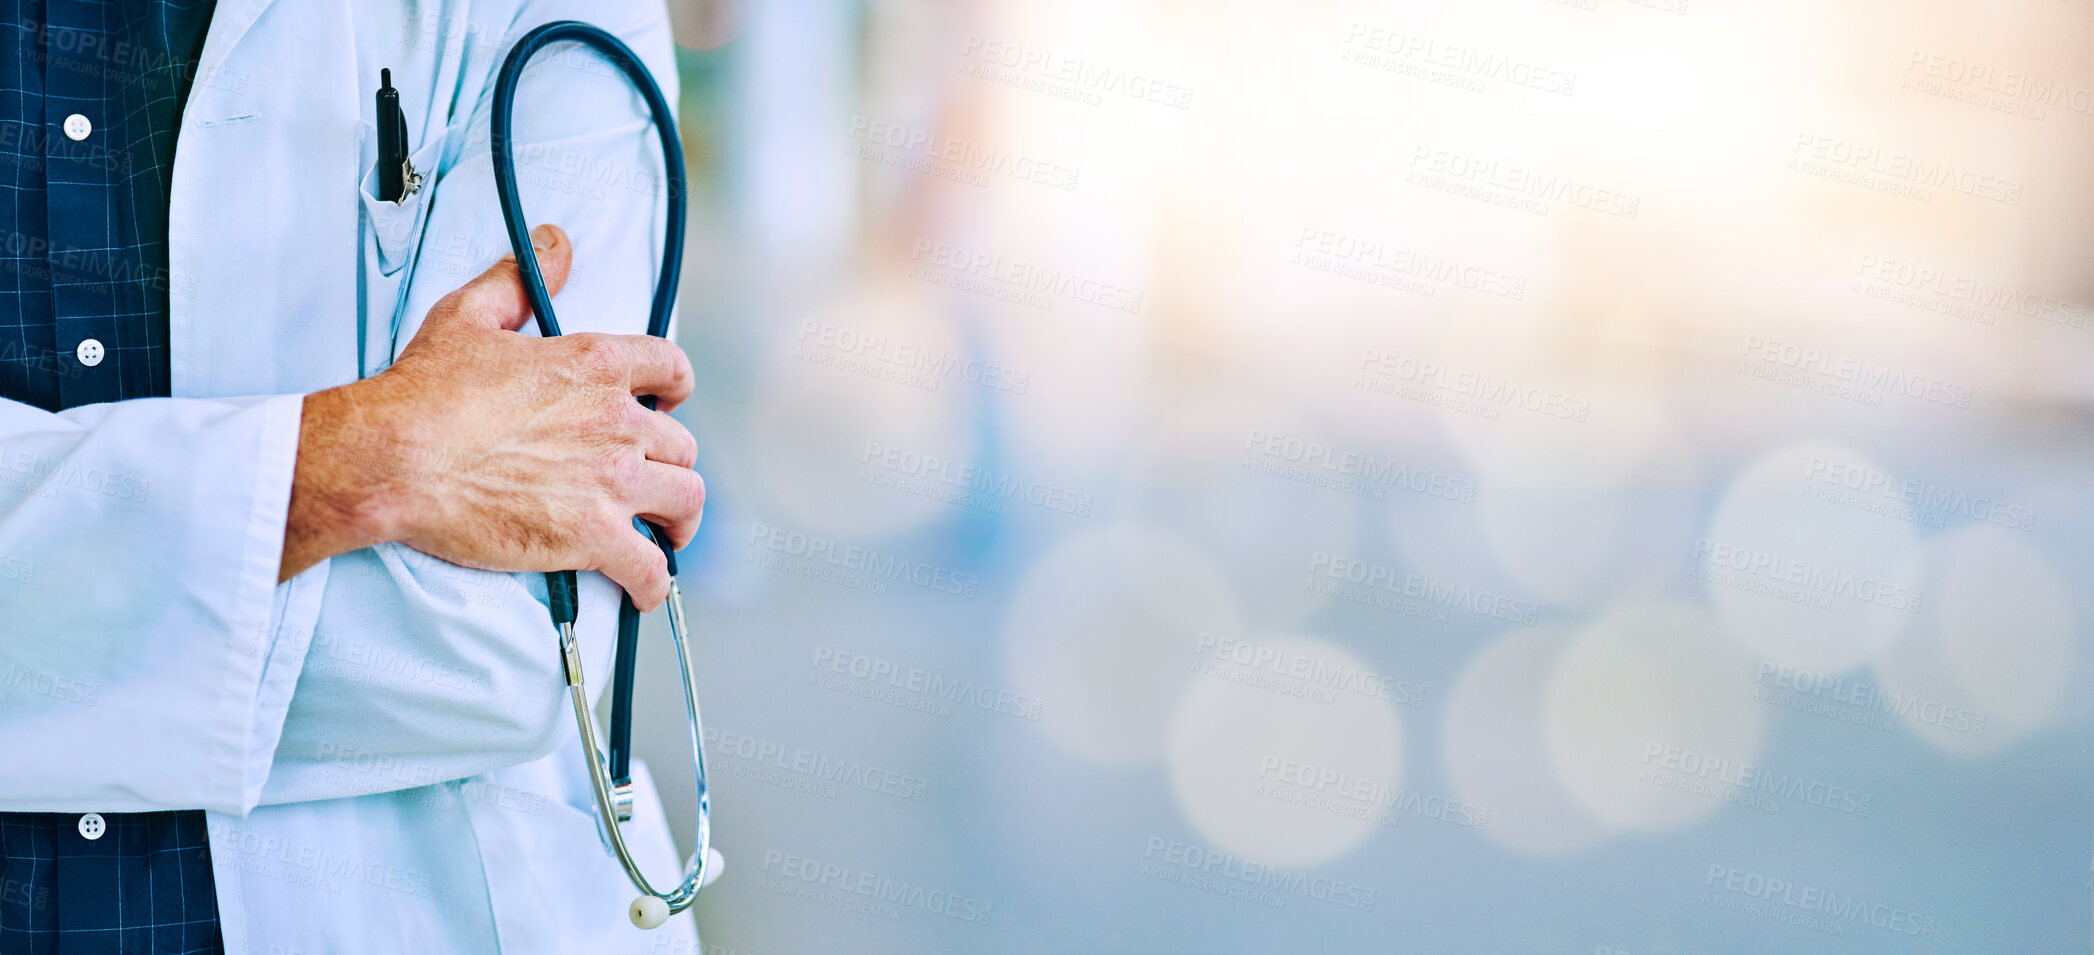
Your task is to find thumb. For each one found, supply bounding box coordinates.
[453,223,574,331]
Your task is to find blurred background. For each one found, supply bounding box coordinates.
[627,0,2094,950]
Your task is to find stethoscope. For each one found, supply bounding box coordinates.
[489,21,714,930]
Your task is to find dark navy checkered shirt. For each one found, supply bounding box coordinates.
[0,1,225,953]
[0,0,213,410]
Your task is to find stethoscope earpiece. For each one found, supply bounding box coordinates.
[629,895,671,929]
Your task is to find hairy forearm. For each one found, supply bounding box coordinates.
[280,381,410,580]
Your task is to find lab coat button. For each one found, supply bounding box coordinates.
[75,339,104,367]
[77,813,105,840]
[63,114,92,141]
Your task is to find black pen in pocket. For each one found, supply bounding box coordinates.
[376,68,419,202]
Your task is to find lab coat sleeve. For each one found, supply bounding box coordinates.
[0,393,307,814]
[255,0,682,806]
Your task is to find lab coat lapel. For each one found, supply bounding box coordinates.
[169,0,365,399]
[192,0,279,83]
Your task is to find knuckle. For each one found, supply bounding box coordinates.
[585,393,636,436]
[420,291,478,332]
[587,501,628,537]
[482,254,520,279]
[586,453,618,490]
[568,334,623,379]
[664,478,702,523]
[643,338,691,382]
[429,286,469,316]
[681,471,707,517]
[667,418,698,467]
[616,547,668,605]
[464,262,518,304]
[669,474,706,547]
[598,452,644,495]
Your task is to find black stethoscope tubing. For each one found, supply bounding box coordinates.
[489,19,686,830]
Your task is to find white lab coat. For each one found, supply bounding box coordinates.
[0,0,699,951]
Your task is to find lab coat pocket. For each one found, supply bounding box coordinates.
[470,760,696,952]
[357,120,446,277]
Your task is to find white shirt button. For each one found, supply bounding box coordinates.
[75,339,104,367]
[62,114,92,142]
[77,813,105,840]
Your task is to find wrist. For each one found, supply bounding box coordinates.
[282,376,420,577]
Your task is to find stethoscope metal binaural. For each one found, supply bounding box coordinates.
[489,21,715,930]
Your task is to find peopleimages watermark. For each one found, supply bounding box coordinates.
[958,36,1194,110]
[384,777,551,820]
[420,227,596,286]
[810,645,1042,722]
[1854,254,2088,329]
[1192,633,1425,707]
[1702,864,1939,939]
[1306,550,1538,626]
[1689,538,1923,613]
[1789,132,2024,205]
[0,339,84,384]
[451,122,680,206]
[1141,837,1376,911]
[1255,756,1490,831]
[1339,23,1577,97]
[300,628,487,695]
[1903,50,2094,121]
[0,876,47,913]
[208,819,435,900]
[1406,145,1641,218]
[746,522,980,598]
[1242,429,1477,504]
[309,741,440,792]
[796,320,1032,396]
[0,228,197,302]
[1639,743,1874,816]
[1290,227,1527,299]
[908,239,1145,313]
[1754,663,1985,735]
[0,554,34,585]
[860,442,1092,516]
[19,16,246,94]
[846,115,1081,191]
[0,444,150,503]
[758,849,994,925]
[1735,335,1973,410]
[0,120,137,175]
[705,725,930,803]
[0,662,98,707]
[1802,454,2034,532]
[1355,349,1593,422]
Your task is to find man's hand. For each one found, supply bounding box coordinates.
[281,224,703,610]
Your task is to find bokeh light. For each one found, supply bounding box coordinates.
[1002,524,1240,766]
[1543,599,1766,833]
[1166,636,1403,868]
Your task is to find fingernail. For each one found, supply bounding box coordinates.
[530,224,558,253]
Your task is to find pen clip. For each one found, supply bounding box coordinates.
[398,157,423,201]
